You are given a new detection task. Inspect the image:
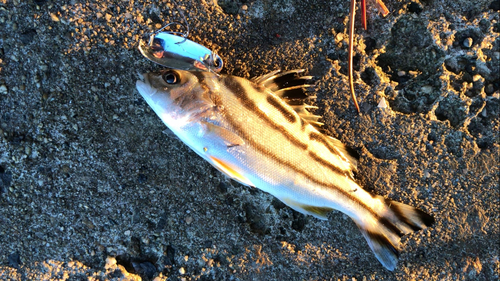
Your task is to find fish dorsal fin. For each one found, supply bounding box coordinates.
[326,136,359,172]
[200,121,245,148]
[280,197,333,220]
[253,69,323,129]
[253,69,314,100]
[289,104,324,127]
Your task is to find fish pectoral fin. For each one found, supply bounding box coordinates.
[200,121,245,148]
[281,197,333,220]
[209,156,254,187]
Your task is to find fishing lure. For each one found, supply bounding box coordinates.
[139,24,223,73]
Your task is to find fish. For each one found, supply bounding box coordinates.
[139,32,223,72]
[135,69,434,270]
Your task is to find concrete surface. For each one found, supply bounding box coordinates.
[0,0,498,280]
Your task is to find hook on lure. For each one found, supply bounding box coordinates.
[147,21,189,46]
[138,3,223,73]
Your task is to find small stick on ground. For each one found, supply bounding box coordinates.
[348,0,361,113]
[348,0,389,114]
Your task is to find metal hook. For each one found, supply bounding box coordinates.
[148,0,190,47]
[148,22,187,46]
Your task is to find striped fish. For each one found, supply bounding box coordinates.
[135,69,434,270]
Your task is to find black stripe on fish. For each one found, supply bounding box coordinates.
[222,76,308,150]
[250,83,267,93]
[387,198,435,232]
[309,132,343,158]
[378,217,404,238]
[308,151,348,176]
[366,230,400,257]
[309,132,360,175]
[300,118,306,130]
[192,71,207,84]
[266,95,297,123]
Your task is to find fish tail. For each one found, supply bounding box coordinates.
[355,198,435,271]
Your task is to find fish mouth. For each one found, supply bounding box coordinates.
[135,73,154,99]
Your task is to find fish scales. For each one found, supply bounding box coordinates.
[136,69,434,271]
[197,73,354,192]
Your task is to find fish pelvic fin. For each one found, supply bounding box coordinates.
[209,156,254,187]
[356,198,435,271]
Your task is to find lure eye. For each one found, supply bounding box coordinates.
[162,71,179,84]
[213,55,223,71]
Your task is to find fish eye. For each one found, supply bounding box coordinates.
[162,71,179,84]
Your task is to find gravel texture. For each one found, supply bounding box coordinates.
[0,0,499,280]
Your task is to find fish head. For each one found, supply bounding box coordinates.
[136,70,214,129]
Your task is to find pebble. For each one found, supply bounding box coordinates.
[472,74,482,82]
[420,85,433,94]
[463,37,473,48]
[105,257,117,269]
[50,13,59,22]
[335,33,344,43]
[485,84,495,95]
[179,267,186,275]
[0,84,7,94]
[377,97,388,109]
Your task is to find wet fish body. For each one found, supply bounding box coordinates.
[136,69,434,270]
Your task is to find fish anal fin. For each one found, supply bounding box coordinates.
[200,121,244,148]
[281,197,333,220]
[209,156,254,187]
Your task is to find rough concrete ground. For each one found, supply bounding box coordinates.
[0,0,499,280]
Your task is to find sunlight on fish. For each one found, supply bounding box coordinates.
[135,69,434,271]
